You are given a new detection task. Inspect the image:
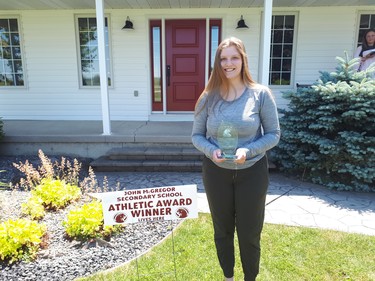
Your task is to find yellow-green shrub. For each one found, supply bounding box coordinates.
[0,219,46,264]
[63,200,122,241]
[0,170,8,188]
[21,196,46,220]
[32,178,81,210]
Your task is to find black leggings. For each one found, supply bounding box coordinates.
[202,156,269,281]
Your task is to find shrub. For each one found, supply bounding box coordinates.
[63,200,122,241]
[21,196,46,220]
[31,178,81,210]
[11,152,120,245]
[13,149,82,191]
[0,219,46,264]
[12,149,114,194]
[0,170,8,189]
[21,178,81,220]
[272,53,375,192]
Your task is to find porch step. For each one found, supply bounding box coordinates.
[90,145,204,172]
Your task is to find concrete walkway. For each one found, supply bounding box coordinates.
[95,170,375,236]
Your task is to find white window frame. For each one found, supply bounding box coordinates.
[268,12,298,90]
[74,14,113,89]
[0,15,26,89]
[355,12,375,48]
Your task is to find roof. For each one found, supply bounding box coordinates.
[0,0,373,10]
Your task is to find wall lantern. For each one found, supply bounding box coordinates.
[122,16,134,30]
[236,15,249,29]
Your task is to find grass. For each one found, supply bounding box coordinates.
[78,213,375,281]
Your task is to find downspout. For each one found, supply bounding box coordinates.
[95,0,111,135]
[259,0,273,86]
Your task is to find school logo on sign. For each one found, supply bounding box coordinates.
[114,213,127,223]
[175,207,189,218]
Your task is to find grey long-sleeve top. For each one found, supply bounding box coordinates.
[191,84,281,170]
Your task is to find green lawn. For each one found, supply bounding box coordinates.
[76,213,375,281]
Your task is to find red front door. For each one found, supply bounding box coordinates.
[165,20,206,111]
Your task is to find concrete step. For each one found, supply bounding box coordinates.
[107,146,203,161]
[90,145,277,172]
[90,145,204,172]
[90,157,202,172]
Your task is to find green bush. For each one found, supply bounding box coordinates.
[21,196,46,220]
[31,178,81,210]
[63,200,122,241]
[272,53,375,192]
[0,170,8,189]
[0,219,46,264]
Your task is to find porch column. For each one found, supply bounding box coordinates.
[259,0,273,86]
[95,0,111,135]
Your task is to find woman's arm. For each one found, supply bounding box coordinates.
[354,46,362,58]
[237,88,281,159]
[191,95,218,158]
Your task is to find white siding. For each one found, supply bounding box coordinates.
[294,7,358,82]
[0,6,374,120]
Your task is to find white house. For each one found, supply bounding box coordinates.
[1,1,374,133]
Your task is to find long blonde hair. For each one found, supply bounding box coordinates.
[195,37,256,113]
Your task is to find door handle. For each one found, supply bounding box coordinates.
[166,65,171,86]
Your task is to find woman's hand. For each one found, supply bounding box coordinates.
[234,148,247,164]
[212,149,225,163]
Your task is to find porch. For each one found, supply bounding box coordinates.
[0,120,202,171]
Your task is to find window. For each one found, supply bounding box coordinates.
[209,19,222,74]
[77,16,111,87]
[0,18,24,87]
[150,20,162,111]
[269,15,295,86]
[356,14,375,46]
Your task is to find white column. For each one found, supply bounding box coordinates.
[95,0,111,135]
[259,0,273,86]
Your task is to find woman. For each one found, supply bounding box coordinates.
[192,37,280,281]
[354,28,375,73]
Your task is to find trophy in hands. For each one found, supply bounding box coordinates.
[217,121,238,160]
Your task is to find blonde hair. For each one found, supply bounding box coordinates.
[195,37,255,113]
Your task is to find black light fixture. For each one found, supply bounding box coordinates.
[236,15,249,29]
[122,16,134,30]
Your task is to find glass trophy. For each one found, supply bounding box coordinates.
[217,121,238,160]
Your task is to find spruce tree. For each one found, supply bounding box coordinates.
[272,53,375,192]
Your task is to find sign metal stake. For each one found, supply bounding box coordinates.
[134,220,179,280]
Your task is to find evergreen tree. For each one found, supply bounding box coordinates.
[272,53,375,192]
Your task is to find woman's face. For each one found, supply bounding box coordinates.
[365,31,375,46]
[220,46,243,81]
